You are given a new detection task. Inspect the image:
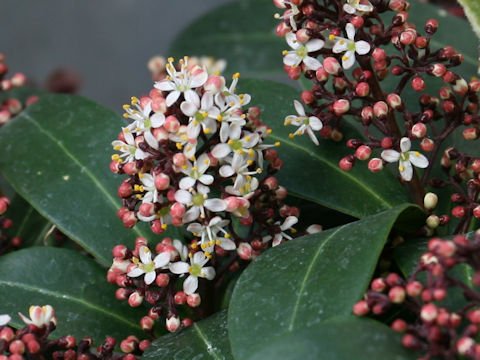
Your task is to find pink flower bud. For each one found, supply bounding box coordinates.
[411,123,427,138]
[400,29,416,45]
[9,340,25,355]
[123,162,139,175]
[151,96,167,113]
[301,90,314,104]
[128,291,144,307]
[361,106,373,121]
[173,153,187,168]
[333,99,350,116]
[170,202,186,217]
[457,337,475,355]
[225,196,240,211]
[453,78,468,95]
[276,22,291,37]
[11,73,26,87]
[164,115,180,133]
[315,67,329,82]
[415,36,427,48]
[139,203,155,217]
[140,316,155,331]
[120,337,138,353]
[371,278,386,292]
[122,212,137,228]
[286,65,301,80]
[187,293,201,308]
[323,57,341,75]
[339,156,354,171]
[429,63,446,77]
[352,301,369,316]
[166,315,180,332]
[405,281,423,297]
[237,242,253,260]
[391,319,407,332]
[152,127,168,141]
[355,145,371,161]
[373,101,388,118]
[155,173,170,190]
[425,19,438,34]
[387,93,402,110]
[421,304,438,322]
[204,75,226,93]
[367,158,384,173]
[411,77,426,92]
[420,138,434,152]
[355,82,370,97]
[452,206,465,218]
[296,29,310,42]
[264,176,278,190]
[389,286,405,303]
[372,48,386,62]
[174,291,187,305]
[117,183,133,198]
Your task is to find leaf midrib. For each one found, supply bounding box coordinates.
[192,322,223,360]
[0,279,140,331]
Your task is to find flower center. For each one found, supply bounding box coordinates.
[230,139,243,151]
[347,42,356,51]
[140,261,155,273]
[190,263,202,277]
[192,193,205,206]
[296,45,308,59]
[400,152,410,162]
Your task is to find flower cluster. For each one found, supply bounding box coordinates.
[274,0,480,219]
[354,233,480,359]
[109,57,311,332]
[0,53,36,127]
[0,305,148,359]
[0,197,22,255]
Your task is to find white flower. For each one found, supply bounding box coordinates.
[332,23,371,69]
[211,131,260,160]
[127,246,170,285]
[19,305,56,328]
[187,216,235,253]
[0,314,10,326]
[263,216,298,247]
[123,97,165,135]
[181,92,220,139]
[154,57,208,107]
[170,251,216,295]
[225,176,259,199]
[283,32,324,70]
[135,173,161,222]
[174,184,227,223]
[343,0,374,15]
[219,153,262,188]
[178,153,214,190]
[284,100,323,145]
[169,125,198,159]
[381,137,429,181]
[275,2,300,30]
[111,129,150,163]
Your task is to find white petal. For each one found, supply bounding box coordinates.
[170,261,190,274]
[286,32,300,49]
[333,40,348,53]
[305,39,324,52]
[343,4,356,14]
[199,174,214,185]
[309,116,323,131]
[144,271,156,285]
[400,160,413,181]
[190,71,208,88]
[220,122,229,143]
[355,41,371,55]
[201,92,213,110]
[283,53,301,67]
[166,91,181,107]
[139,246,152,264]
[212,143,231,159]
[205,199,227,212]
[154,252,171,268]
[137,212,157,222]
[219,165,235,178]
[141,174,155,187]
[18,312,33,326]
[187,122,201,140]
[0,314,10,326]
[219,238,236,251]
[180,101,198,117]
[144,131,159,150]
[400,137,411,152]
[183,206,200,223]
[409,152,429,168]
[342,51,356,69]
[197,184,210,195]
[127,267,145,278]
[135,148,149,160]
[185,90,200,108]
[183,275,198,295]
[193,251,206,265]
[346,23,355,40]
[381,150,400,163]
[281,216,298,230]
[229,123,242,140]
[293,100,305,116]
[151,112,165,127]
[174,190,192,204]
[303,56,322,71]
[306,127,319,145]
[201,266,216,280]
[272,234,284,247]
[179,176,196,190]
[197,154,210,173]
[154,80,175,91]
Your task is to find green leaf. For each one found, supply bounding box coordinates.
[0,94,179,265]
[249,316,417,360]
[168,0,283,78]
[0,247,145,343]
[458,0,480,61]
[237,78,409,218]
[3,195,52,248]
[228,204,423,360]
[142,310,233,360]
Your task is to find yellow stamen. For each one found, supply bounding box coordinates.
[399,165,405,172]
[233,72,240,79]
[289,133,295,138]
[275,141,281,147]
[267,129,272,134]
[329,34,336,40]
[191,243,198,249]
[204,128,211,134]
[225,233,231,238]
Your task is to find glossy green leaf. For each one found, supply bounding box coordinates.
[228,204,423,360]
[142,310,232,360]
[249,316,417,360]
[237,78,409,218]
[0,94,179,265]
[0,247,144,342]
[4,195,52,248]
[169,0,283,78]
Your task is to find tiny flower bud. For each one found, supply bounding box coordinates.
[333,99,350,116]
[405,281,423,297]
[371,278,386,292]
[423,192,438,211]
[155,273,169,287]
[388,286,406,303]
[128,291,144,307]
[140,316,155,331]
[391,319,407,332]
[421,304,438,322]
[373,101,388,118]
[315,67,329,82]
[386,94,402,110]
[368,158,383,172]
[426,215,440,229]
[187,293,201,308]
[174,291,187,305]
[355,145,371,161]
[323,57,341,75]
[451,206,466,218]
[355,82,370,97]
[166,315,180,333]
[237,242,253,260]
[352,301,370,316]
[339,156,354,171]
[411,123,426,138]
[420,138,434,152]
[457,337,475,355]
[411,77,426,92]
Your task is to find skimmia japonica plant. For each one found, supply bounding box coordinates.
[1,0,480,359]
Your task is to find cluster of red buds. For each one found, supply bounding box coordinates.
[108,56,321,332]
[273,0,480,213]
[354,233,480,359]
[0,197,22,256]
[0,53,37,126]
[0,306,148,360]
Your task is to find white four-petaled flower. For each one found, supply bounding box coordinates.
[343,0,374,15]
[381,137,429,181]
[170,251,216,295]
[127,246,170,285]
[283,32,324,71]
[332,23,371,69]
[285,100,323,145]
[19,305,56,328]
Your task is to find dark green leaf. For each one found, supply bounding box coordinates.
[0,247,144,342]
[0,94,179,265]
[237,78,410,218]
[228,204,423,360]
[142,310,232,360]
[169,0,283,78]
[249,316,417,360]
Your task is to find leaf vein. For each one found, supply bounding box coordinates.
[193,323,222,360]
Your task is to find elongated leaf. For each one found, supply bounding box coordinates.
[142,310,232,360]
[228,204,423,360]
[169,0,283,78]
[237,78,409,218]
[249,316,417,360]
[0,247,144,342]
[4,195,52,248]
[0,94,179,265]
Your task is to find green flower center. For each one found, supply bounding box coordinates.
[192,193,205,206]
[195,111,204,122]
[400,152,410,162]
[296,45,308,59]
[140,261,155,273]
[190,263,202,277]
[347,42,356,52]
[230,140,243,151]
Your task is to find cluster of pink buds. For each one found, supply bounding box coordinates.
[109,56,322,331]
[0,53,37,126]
[0,305,148,359]
[354,233,480,359]
[273,0,480,210]
[0,197,22,255]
